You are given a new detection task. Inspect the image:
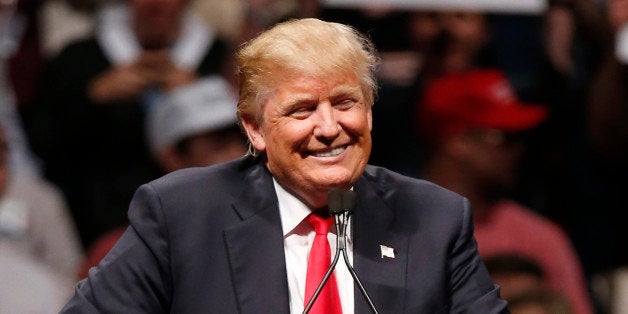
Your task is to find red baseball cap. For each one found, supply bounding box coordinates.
[417,69,548,142]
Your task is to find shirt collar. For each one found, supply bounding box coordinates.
[273,178,353,241]
[274,178,312,237]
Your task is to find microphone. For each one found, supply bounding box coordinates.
[302,189,379,314]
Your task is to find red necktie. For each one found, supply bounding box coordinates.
[304,213,342,314]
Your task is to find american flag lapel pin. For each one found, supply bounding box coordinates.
[380,244,395,259]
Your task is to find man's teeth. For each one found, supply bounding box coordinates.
[313,147,345,157]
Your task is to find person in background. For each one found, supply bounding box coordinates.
[0,121,82,314]
[0,127,85,278]
[513,0,610,279]
[417,68,593,314]
[407,10,491,80]
[586,0,628,271]
[146,75,246,173]
[2,4,84,280]
[61,18,507,313]
[0,123,84,281]
[79,75,246,278]
[26,0,228,250]
[580,1,628,311]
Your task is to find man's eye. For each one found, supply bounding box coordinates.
[335,99,356,109]
[289,106,315,118]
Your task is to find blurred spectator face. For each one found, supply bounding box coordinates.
[146,77,244,173]
[461,129,525,190]
[0,128,8,196]
[409,11,487,51]
[408,12,442,49]
[440,12,488,71]
[439,12,487,48]
[607,0,628,30]
[131,0,187,49]
[174,128,246,169]
[419,69,547,191]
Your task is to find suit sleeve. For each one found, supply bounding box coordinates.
[60,184,172,313]
[448,198,509,314]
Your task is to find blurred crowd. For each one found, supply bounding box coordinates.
[1,0,628,312]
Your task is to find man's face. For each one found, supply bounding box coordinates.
[179,129,246,168]
[243,73,372,208]
[132,0,186,48]
[462,129,525,190]
[409,11,487,56]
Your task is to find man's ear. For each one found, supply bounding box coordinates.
[240,118,266,152]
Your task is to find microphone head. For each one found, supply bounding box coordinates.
[328,189,357,215]
[342,190,356,212]
[328,188,344,214]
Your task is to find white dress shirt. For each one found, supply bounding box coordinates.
[273,179,354,314]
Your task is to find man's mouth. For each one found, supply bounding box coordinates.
[311,146,346,157]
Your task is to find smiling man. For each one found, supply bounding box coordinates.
[61,19,508,313]
[242,74,372,209]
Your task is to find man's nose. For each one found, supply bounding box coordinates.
[313,104,341,139]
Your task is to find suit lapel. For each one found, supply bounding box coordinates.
[223,160,290,314]
[353,176,409,314]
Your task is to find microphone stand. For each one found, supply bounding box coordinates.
[338,210,378,314]
[302,214,344,314]
[302,190,379,314]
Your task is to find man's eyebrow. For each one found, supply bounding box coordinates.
[277,85,361,108]
[330,85,362,97]
[280,94,317,107]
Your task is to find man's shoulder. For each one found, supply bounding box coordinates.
[362,164,464,202]
[360,164,469,225]
[146,157,250,192]
[359,165,472,240]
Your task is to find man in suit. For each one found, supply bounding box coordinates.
[61,18,508,313]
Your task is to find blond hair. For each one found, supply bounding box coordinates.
[236,18,379,126]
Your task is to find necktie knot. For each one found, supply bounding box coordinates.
[306,212,333,235]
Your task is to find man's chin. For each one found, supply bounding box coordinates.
[308,169,357,189]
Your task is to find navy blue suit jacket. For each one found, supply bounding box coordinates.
[61,156,508,313]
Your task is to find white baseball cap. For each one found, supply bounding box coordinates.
[146,75,238,155]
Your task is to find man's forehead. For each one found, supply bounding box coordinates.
[273,83,363,108]
[276,71,361,91]
[330,84,362,96]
